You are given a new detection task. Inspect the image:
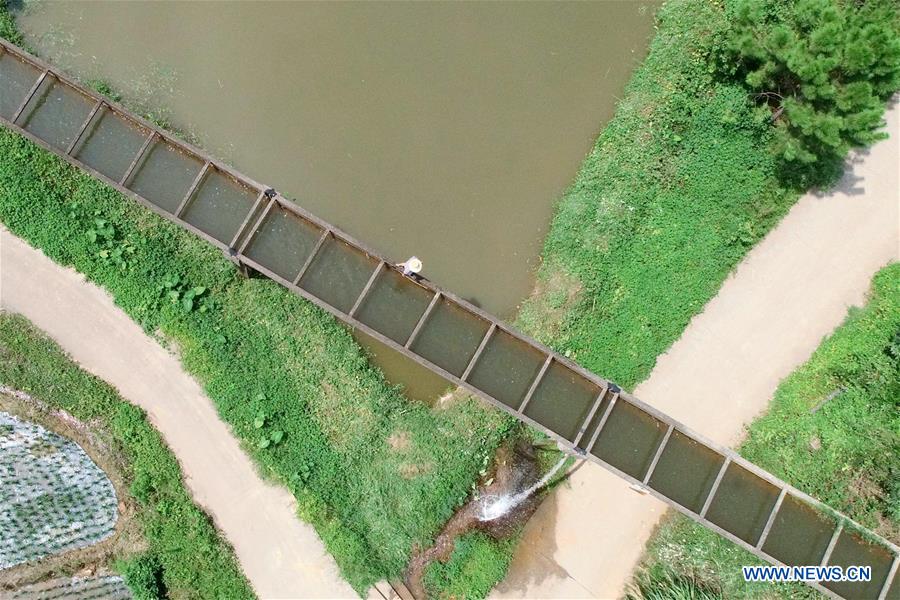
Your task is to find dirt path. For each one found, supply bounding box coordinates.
[494,102,900,599]
[0,229,357,599]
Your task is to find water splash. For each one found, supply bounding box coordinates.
[478,455,568,522]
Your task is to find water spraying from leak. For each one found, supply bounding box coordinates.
[478,454,569,522]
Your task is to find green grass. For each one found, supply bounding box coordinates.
[0,313,254,599]
[0,1,22,45]
[634,263,900,599]
[518,0,797,390]
[423,533,517,600]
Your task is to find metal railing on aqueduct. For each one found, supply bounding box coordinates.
[1,38,897,600]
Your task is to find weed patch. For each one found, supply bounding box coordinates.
[518,0,798,389]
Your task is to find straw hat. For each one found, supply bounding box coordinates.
[405,256,423,273]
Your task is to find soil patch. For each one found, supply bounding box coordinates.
[8,571,131,599]
[388,431,412,451]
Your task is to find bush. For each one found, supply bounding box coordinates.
[723,0,900,185]
[0,1,22,45]
[423,533,516,600]
[119,554,166,600]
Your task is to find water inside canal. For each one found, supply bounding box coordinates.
[15,1,657,401]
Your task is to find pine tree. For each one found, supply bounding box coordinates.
[724,0,900,185]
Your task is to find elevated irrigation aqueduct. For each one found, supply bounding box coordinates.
[0,38,897,600]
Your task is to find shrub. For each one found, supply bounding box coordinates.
[423,533,516,599]
[118,554,166,600]
[0,1,22,45]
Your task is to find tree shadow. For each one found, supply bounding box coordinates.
[810,149,870,199]
[807,95,899,199]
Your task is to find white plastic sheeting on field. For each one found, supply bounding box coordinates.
[0,412,118,569]
[9,575,132,599]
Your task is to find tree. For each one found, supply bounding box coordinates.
[723,0,900,185]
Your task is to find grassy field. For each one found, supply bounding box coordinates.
[631,263,900,599]
[517,0,799,391]
[0,313,254,599]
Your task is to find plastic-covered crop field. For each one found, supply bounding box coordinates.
[9,574,131,599]
[0,412,118,569]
